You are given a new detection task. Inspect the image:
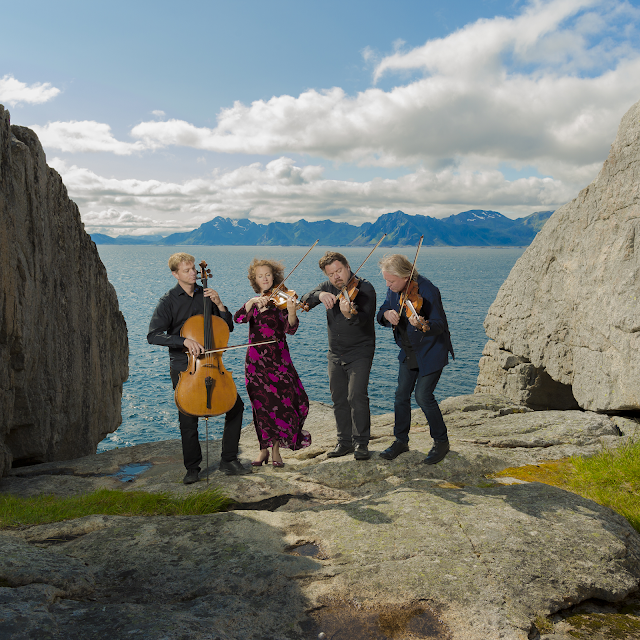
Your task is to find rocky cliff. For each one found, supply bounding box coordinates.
[476,98,640,412]
[0,105,128,477]
[2,398,640,639]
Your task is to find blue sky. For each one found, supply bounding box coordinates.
[2,0,640,236]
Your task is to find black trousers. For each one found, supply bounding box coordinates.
[327,354,373,446]
[170,369,244,471]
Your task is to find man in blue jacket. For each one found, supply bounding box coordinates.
[376,254,454,464]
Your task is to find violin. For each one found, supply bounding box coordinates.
[399,279,430,333]
[336,275,360,315]
[174,261,237,417]
[332,234,388,316]
[264,283,310,312]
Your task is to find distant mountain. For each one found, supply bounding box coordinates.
[353,210,554,246]
[91,210,553,247]
[520,210,555,233]
[91,233,166,245]
[159,217,369,246]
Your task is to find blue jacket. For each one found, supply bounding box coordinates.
[377,274,454,376]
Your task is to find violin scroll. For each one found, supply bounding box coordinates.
[198,262,212,282]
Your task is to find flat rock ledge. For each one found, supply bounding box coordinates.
[1,395,640,640]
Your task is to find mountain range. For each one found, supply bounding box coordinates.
[91,209,554,247]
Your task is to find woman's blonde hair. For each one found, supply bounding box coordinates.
[168,252,196,271]
[378,254,419,280]
[247,258,285,293]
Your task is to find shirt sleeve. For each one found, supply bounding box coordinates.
[419,282,446,337]
[377,289,394,327]
[282,309,300,336]
[147,297,185,349]
[215,306,234,332]
[300,281,330,309]
[234,303,251,324]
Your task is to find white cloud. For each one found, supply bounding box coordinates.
[127,0,640,173]
[30,121,146,155]
[152,110,166,118]
[52,155,578,236]
[82,208,182,236]
[0,74,61,106]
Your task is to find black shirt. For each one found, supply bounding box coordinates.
[396,315,419,370]
[301,277,376,363]
[147,283,234,371]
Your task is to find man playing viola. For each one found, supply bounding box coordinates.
[147,253,248,484]
[301,251,376,460]
[377,254,454,465]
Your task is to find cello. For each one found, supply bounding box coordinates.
[174,261,238,417]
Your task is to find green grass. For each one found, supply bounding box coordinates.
[491,439,640,534]
[0,487,233,528]
[569,440,640,533]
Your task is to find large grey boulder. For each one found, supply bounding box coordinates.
[476,98,640,411]
[0,105,128,477]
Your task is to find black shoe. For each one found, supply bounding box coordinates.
[219,459,250,475]
[379,440,409,460]
[354,444,371,460]
[422,441,450,465]
[183,469,200,485]
[327,444,355,458]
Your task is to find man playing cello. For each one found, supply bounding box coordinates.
[147,253,248,484]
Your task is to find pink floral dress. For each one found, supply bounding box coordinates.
[234,303,311,450]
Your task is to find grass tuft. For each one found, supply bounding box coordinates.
[490,439,640,534]
[569,441,640,533]
[0,487,233,529]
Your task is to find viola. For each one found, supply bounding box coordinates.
[174,261,237,417]
[264,283,310,312]
[399,279,430,333]
[336,275,360,315]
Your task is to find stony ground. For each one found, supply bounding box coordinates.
[1,394,640,640]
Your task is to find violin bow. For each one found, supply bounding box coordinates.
[406,235,423,291]
[203,339,277,355]
[267,239,319,304]
[335,233,387,315]
[396,235,424,332]
[350,233,387,278]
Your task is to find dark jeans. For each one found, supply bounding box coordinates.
[170,369,244,470]
[394,362,447,443]
[328,354,373,446]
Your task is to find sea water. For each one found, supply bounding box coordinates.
[95,245,524,451]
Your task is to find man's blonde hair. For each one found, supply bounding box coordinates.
[378,254,419,279]
[168,253,196,272]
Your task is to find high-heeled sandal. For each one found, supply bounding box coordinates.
[251,450,270,466]
[272,458,285,468]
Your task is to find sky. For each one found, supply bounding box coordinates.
[1,0,640,237]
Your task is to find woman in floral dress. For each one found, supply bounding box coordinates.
[234,259,311,467]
